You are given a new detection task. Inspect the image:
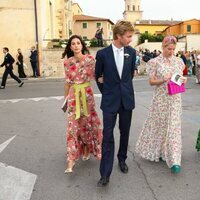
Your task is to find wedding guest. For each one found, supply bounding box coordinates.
[16,48,27,78]
[135,35,187,173]
[95,20,136,186]
[191,50,197,75]
[95,26,103,47]
[185,51,193,76]
[0,47,24,89]
[62,35,102,173]
[195,51,200,84]
[30,46,39,77]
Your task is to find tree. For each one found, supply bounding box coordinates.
[138,33,164,45]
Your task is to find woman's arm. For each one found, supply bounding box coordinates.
[149,73,171,86]
[64,82,71,99]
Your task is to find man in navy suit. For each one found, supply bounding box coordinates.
[30,46,39,77]
[95,20,137,186]
[0,47,24,89]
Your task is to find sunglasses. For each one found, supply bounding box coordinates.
[163,36,177,44]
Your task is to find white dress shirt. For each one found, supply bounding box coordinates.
[112,44,124,78]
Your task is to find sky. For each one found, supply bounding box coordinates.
[74,0,199,23]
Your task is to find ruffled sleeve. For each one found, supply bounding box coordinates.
[147,59,157,78]
[85,55,96,79]
[63,58,71,83]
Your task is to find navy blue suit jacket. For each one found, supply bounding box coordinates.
[0,53,15,70]
[95,45,136,113]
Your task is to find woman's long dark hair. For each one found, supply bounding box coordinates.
[62,35,90,59]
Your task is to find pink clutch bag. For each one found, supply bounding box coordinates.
[167,80,185,95]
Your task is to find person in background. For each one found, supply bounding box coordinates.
[195,50,200,84]
[16,48,27,78]
[135,35,187,174]
[0,47,24,89]
[95,26,103,47]
[191,50,197,76]
[185,51,193,76]
[30,46,39,77]
[177,51,187,75]
[62,35,102,173]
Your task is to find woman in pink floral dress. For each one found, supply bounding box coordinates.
[62,35,102,173]
[135,36,187,173]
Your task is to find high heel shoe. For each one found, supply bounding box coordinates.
[82,145,90,161]
[82,155,90,161]
[64,160,75,173]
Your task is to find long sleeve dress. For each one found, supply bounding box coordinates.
[64,54,102,162]
[135,54,185,168]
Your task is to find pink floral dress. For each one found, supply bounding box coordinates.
[64,54,102,162]
[135,54,185,168]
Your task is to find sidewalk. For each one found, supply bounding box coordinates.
[0,76,65,85]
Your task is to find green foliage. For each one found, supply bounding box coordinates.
[138,33,165,45]
[49,38,107,48]
[195,129,200,152]
[89,38,98,47]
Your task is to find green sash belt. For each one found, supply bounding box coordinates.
[72,82,91,120]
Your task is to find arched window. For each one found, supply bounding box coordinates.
[133,5,135,11]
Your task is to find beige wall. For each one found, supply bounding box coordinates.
[0,0,36,76]
[0,0,73,76]
[123,0,142,23]
[40,47,102,78]
[72,3,83,15]
[186,35,200,51]
[73,21,113,40]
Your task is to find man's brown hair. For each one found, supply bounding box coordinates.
[113,20,134,40]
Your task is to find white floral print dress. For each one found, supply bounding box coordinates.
[135,54,185,168]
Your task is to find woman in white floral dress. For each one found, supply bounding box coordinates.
[135,36,187,173]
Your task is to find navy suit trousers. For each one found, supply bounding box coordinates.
[100,104,132,178]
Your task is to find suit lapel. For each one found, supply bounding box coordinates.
[121,47,129,79]
[107,45,120,79]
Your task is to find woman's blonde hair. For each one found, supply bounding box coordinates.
[113,20,134,40]
[162,35,177,47]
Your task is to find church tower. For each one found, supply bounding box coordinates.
[123,0,143,23]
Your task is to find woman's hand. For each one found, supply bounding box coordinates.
[163,73,171,82]
[98,76,103,83]
[180,77,187,84]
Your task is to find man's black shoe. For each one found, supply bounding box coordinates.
[19,82,24,87]
[118,161,128,173]
[0,86,5,89]
[97,177,109,187]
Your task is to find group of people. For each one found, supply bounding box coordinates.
[62,20,187,187]
[0,46,39,89]
[176,50,200,84]
[139,47,200,84]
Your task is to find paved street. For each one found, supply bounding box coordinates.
[0,76,200,200]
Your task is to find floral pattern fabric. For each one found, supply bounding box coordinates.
[135,54,185,168]
[64,55,102,161]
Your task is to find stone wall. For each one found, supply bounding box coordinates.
[41,48,64,77]
[41,47,100,78]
